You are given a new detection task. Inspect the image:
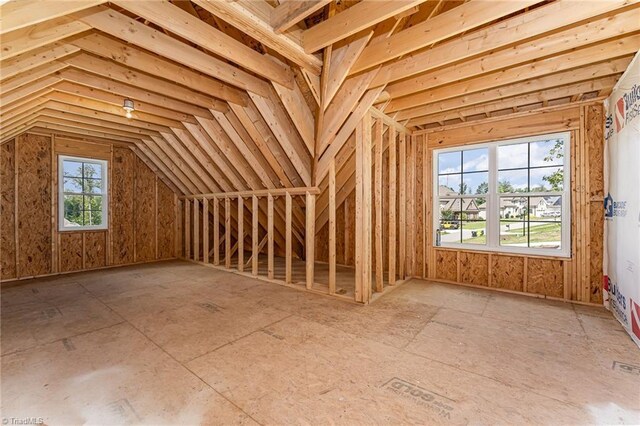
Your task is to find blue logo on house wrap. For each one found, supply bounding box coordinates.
[605,193,627,219]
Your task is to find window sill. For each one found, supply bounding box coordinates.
[434,243,571,260]
[58,227,109,233]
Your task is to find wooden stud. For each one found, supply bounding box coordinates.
[237,195,244,272]
[355,111,373,303]
[285,192,292,284]
[193,198,199,262]
[328,160,336,295]
[267,194,274,279]
[399,132,406,279]
[388,126,397,284]
[184,200,191,259]
[374,118,384,292]
[203,198,209,264]
[305,191,315,290]
[213,196,220,265]
[225,197,231,269]
[252,195,259,276]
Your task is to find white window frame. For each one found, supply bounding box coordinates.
[58,155,109,231]
[433,132,571,258]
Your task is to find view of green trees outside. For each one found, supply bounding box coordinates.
[62,160,104,227]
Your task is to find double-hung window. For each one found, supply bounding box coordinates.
[59,156,108,231]
[434,132,570,257]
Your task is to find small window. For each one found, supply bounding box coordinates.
[59,156,108,231]
[434,132,570,257]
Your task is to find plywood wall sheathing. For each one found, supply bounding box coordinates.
[491,255,525,292]
[111,147,135,265]
[58,232,83,273]
[84,231,107,269]
[17,133,52,277]
[460,252,489,287]
[0,133,179,283]
[134,156,156,263]
[435,249,457,282]
[1,140,17,280]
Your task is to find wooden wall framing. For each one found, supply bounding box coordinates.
[412,103,605,304]
[0,132,178,282]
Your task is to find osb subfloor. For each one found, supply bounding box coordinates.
[1,260,638,425]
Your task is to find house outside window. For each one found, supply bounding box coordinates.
[58,156,108,231]
[434,132,570,257]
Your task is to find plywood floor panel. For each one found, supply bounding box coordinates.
[1,261,638,424]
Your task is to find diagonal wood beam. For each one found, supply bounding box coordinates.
[302,0,429,53]
[0,42,78,80]
[0,14,90,60]
[393,56,633,120]
[193,0,322,74]
[351,0,540,74]
[383,10,640,100]
[272,0,333,34]
[370,0,639,87]
[323,31,373,109]
[110,0,293,88]
[74,6,271,97]
[408,76,620,126]
[69,32,247,106]
[0,0,105,34]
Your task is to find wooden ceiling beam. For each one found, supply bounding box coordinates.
[370,0,639,87]
[0,0,105,34]
[0,42,78,80]
[318,67,380,152]
[1,60,67,94]
[172,126,236,192]
[408,76,621,126]
[385,9,640,100]
[302,0,429,53]
[210,111,276,189]
[323,31,373,109]
[74,6,271,96]
[183,121,248,191]
[63,53,228,114]
[27,119,144,144]
[0,14,90,60]
[161,131,222,193]
[315,86,385,183]
[138,138,198,195]
[227,103,298,189]
[40,101,173,134]
[249,91,312,186]
[1,74,60,106]
[69,32,248,106]
[110,0,294,88]
[150,134,210,194]
[192,0,323,74]
[351,0,540,74]
[192,116,305,245]
[34,113,161,140]
[392,55,633,119]
[57,66,209,120]
[53,78,198,124]
[131,143,186,195]
[44,91,185,128]
[272,0,333,34]
[272,78,315,155]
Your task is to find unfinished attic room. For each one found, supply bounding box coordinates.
[2,0,640,423]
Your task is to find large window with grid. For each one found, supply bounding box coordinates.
[433,132,570,257]
[58,156,108,231]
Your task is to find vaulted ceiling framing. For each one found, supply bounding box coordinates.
[1,0,639,243]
